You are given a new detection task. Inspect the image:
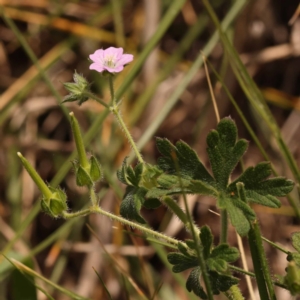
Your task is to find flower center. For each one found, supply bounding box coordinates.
[104,55,116,68]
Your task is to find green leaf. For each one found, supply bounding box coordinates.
[117,157,129,185]
[117,158,143,187]
[292,232,300,253]
[186,268,207,299]
[146,175,218,199]
[210,271,239,294]
[207,258,227,273]
[168,225,240,298]
[228,162,294,207]
[200,225,213,259]
[187,179,218,196]
[177,242,191,256]
[11,258,37,300]
[206,117,248,190]
[210,244,239,263]
[167,253,198,273]
[225,200,251,237]
[156,138,214,183]
[119,186,146,224]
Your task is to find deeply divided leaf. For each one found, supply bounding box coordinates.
[156,138,214,183]
[168,226,239,298]
[206,117,248,190]
[228,162,294,208]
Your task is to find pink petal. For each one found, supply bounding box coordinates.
[104,47,123,59]
[111,66,124,72]
[116,54,134,67]
[89,49,104,63]
[89,63,105,72]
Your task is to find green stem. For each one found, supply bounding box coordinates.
[108,76,115,106]
[262,236,289,254]
[69,112,89,169]
[229,265,255,278]
[175,168,214,300]
[17,152,52,200]
[248,220,275,300]
[92,206,178,245]
[63,206,178,246]
[83,91,109,108]
[89,188,98,206]
[229,265,287,289]
[62,209,91,219]
[252,220,277,300]
[106,76,144,163]
[110,104,144,163]
[163,196,200,235]
[220,209,228,243]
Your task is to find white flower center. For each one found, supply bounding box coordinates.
[104,55,116,68]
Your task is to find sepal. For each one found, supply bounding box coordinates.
[41,187,68,218]
[62,71,91,105]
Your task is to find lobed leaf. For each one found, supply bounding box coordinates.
[156,138,215,183]
[206,118,248,190]
[200,225,213,259]
[292,232,300,253]
[167,253,198,273]
[228,162,294,208]
[210,271,239,294]
[186,268,207,299]
[210,244,239,263]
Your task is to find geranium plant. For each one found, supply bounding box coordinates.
[17,47,299,300]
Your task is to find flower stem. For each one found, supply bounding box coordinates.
[108,76,115,106]
[110,104,144,163]
[84,91,109,108]
[106,76,144,163]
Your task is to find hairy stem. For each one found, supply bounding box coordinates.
[220,209,228,243]
[110,104,144,163]
[163,196,200,235]
[63,206,178,247]
[83,91,109,108]
[248,220,274,300]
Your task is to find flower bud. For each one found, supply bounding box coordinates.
[41,187,68,218]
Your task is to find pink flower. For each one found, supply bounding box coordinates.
[89,47,133,73]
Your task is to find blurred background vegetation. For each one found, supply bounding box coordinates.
[1,0,300,299]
